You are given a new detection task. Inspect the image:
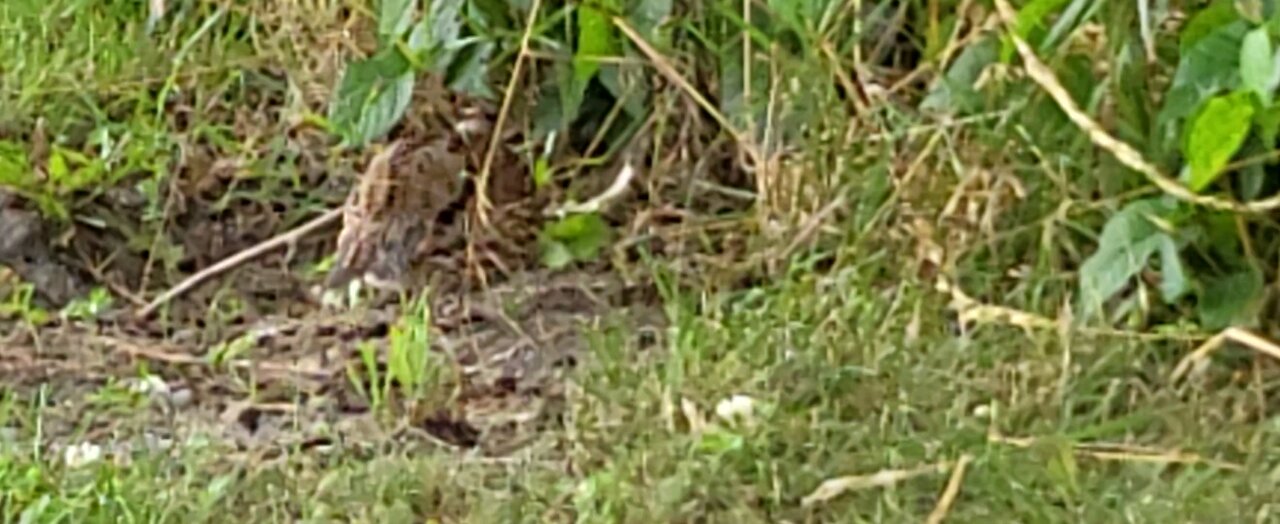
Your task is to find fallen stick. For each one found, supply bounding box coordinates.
[135,208,343,319]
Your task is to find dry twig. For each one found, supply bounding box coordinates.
[614,17,763,169]
[801,459,957,508]
[476,0,542,227]
[989,432,1243,471]
[136,208,342,318]
[926,454,973,524]
[1171,327,1280,383]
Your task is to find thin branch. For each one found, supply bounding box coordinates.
[614,17,763,168]
[476,0,542,227]
[552,161,637,217]
[135,208,342,319]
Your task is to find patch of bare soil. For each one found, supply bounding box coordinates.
[1,265,663,460]
[0,81,702,463]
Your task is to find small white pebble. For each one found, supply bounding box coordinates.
[715,394,757,426]
[169,388,193,407]
[63,442,102,468]
[129,375,169,396]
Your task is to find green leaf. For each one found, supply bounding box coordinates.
[406,0,465,74]
[1183,91,1254,192]
[1040,437,1080,498]
[576,6,617,81]
[1199,268,1264,329]
[1077,199,1178,319]
[328,49,416,147]
[1174,19,1249,94]
[538,213,612,268]
[532,79,565,141]
[443,40,495,98]
[562,6,618,129]
[46,149,69,183]
[1180,0,1241,51]
[378,0,416,43]
[1240,27,1275,104]
[539,239,574,269]
[1157,19,1249,135]
[533,157,552,188]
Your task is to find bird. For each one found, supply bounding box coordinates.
[325,136,466,294]
[323,78,537,297]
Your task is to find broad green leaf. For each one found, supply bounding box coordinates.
[539,213,612,268]
[428,0,465,55]
[1156,19,1248,139]
[575,6,617,85]
[1199,268,1263,329]
[444,40,495,98]
[1180,0,1240,51]
[599,66,647,119]
[1203,210,1244,263]
[1172,19,1249,95]
[378,0,416,43]
[532,79,565,141]
[328,49,416,147]
[1240,27,1275,104]
[1183,91,1254,192]
[1077,199,1178,319]
[408,0,465,71]
[561,6,617,129]
[357,72,413,147]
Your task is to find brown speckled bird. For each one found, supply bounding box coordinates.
[326,136,466,293]
[324,83,533,294]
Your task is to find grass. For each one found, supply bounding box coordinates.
[5,266,1278,521]
[5,0,1280,522]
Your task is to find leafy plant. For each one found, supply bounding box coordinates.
[1073,1,1279,329]
[0,284,48,325]
[347,293,453,417]
[59,287,114,322]
[327,0,480,148]
[538,212,612,269]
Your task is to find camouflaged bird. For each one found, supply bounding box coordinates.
[325,136,466,293]
[325,85,531,293]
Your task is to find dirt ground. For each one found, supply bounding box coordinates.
[0,95,694,462]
